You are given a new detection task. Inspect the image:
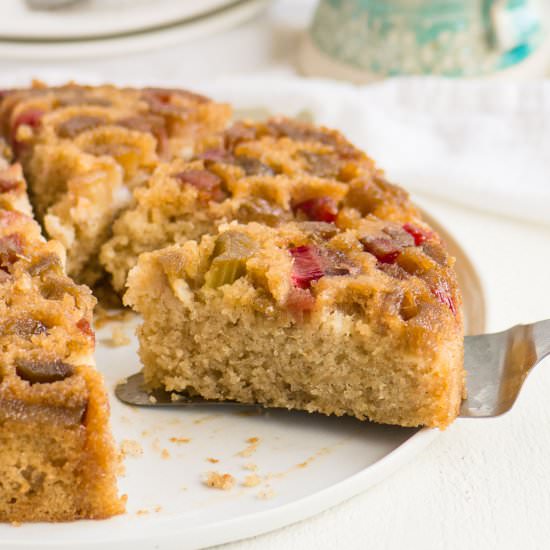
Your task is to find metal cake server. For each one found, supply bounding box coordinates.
[115,319,550,419]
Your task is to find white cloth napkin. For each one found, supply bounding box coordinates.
[203,76,550,227]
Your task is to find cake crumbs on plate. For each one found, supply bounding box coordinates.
[242,474,262,488]
[108,325,131,347]
[257,487,275,500]
[136,509,149,516]
[204,471,235,491]
[237,437,260,458]
[154,506,162,513]
[120,439,143,458]
[206,457,219,464]
[244,463,258,471]
[94,305,135,329]
[169,437,191,444]
[161,448,171,460]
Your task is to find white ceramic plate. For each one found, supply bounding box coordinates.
[0,0,245,40]
[0,0,267,60]
[0,215,485,550]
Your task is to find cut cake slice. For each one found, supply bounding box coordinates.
[125,219,464,429]
[0,155,124,521]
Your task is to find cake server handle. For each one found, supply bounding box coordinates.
[460,319,550,418]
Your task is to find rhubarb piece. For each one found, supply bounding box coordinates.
[204,231,257,288]
[289,245,325,289]
[403,223,432,246]
[174,169,226,203]
[15,358,74,385]
[235,156,275,176]
[236,197,289,226]
[361,236,401,264]
[57,115,105,138]
[293,197,338,223]
[432,279,457,316]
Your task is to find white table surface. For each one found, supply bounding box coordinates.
[1,2,549,549]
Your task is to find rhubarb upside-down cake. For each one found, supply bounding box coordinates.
[0,82,465,525]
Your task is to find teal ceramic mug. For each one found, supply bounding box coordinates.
[304,0,545,78]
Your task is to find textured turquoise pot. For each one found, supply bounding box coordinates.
[310,0,544,77]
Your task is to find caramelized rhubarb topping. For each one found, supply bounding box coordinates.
[235,156,275,176]
[174,170,226,203]
[289,245,324,289]
[11,108,44,143]
[198,148,234,163]
[0,234,23,271]
[361,236,401,264]
[57,115,105,138]
[236,197,289,227]
[403,223,433,246]
[16,358,75,385]
[11,318,48,337]
[224,122,257,149]
[77,318,95,341]
[293,197,338,223]
[432,279,457,316]
[299,151,340,178]
[290,244,357,290]
[204,231,258,288]
[0,177,19,193]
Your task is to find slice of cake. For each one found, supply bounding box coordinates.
[101,117,419,292]
[0,158,123,521]
[0,83,231,285]
[125,219,464,428]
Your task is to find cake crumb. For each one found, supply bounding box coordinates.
[94,306,134,329]
[206,457,219,464]
[120,439,143,458]
[242,474,262,488]
[148,395,157,404]
[237,437,260,458]
[136,509,149,516]
[10,521,21,527]
[181,485,188,492]
[257,487,275,500]
[169,437,191,444]
[154,506,162,513]
[109,325,131,347]
[161,448,170,460]
[244,463,258,471]
[204,471,235,490]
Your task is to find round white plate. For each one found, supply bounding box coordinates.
[0,215,485,550]
[0,0,267,60]
[0,0,244,40]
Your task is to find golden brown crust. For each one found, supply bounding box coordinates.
[0,82,232,285]
[102,117,419,292]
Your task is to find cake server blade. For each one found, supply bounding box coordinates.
[115,319,550,419]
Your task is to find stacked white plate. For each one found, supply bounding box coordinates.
[0,0,268,60]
